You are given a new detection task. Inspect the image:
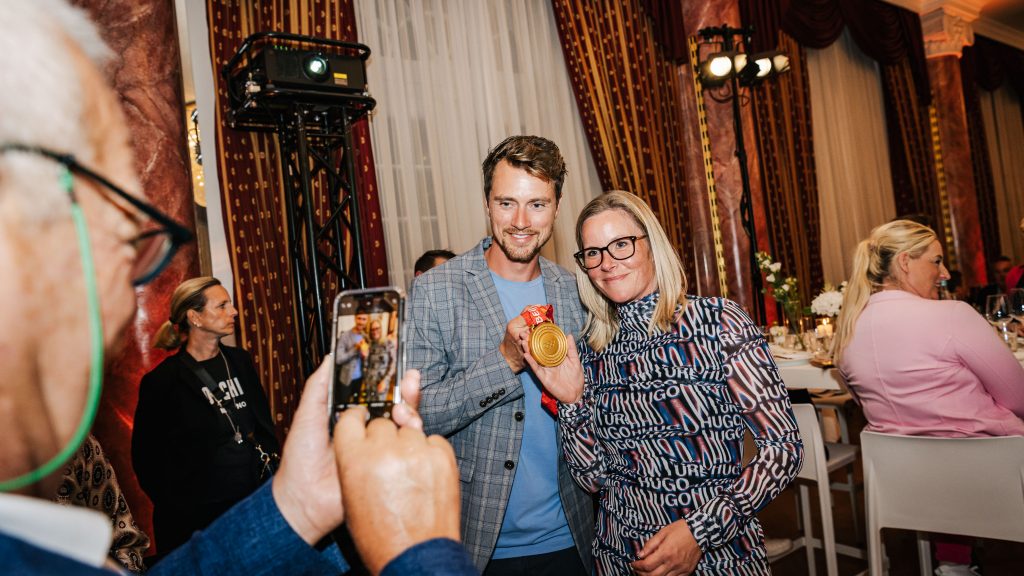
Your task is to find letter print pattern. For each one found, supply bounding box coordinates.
[559,293,803,575]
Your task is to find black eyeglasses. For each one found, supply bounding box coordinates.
[0,144,193,285]
[574,235,648,270]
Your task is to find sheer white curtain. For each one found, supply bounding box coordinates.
[979,85,1024,263]
[806,30,896,284]
[354,0,602,288]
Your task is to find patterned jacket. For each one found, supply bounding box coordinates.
[408,237,595,571]
[560,294,803,575]
[55,434,150,572]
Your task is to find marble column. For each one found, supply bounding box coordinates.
[923,8,986,288]
[73,0,199,553]
[678,0,769,316]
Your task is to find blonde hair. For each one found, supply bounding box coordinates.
[832,220,937,363]
[153,277,222,350]
[575,191,688,352]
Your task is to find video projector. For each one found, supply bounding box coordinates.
[223,32,376,130]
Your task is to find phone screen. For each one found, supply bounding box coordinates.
[329,287,404,429]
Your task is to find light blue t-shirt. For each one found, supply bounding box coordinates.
[489,271,576,559]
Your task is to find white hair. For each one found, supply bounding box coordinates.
[0,0,114,221]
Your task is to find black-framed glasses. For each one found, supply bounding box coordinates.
[574,235,648,270]
[0,144,193,285]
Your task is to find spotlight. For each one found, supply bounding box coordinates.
[699,51,738,87]
[753,56,773,78]
[737,50,790,86]
[772,53,791,74]
[733,53,748,74]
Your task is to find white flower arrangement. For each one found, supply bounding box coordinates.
[755,251,802,311]
[810,282,846,317]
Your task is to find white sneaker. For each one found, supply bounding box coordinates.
[765,537,793,559]
[934,563,981,576]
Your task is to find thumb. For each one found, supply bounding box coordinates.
[294,356,332,425]
[398,369,421,408]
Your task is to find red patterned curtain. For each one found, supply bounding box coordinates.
[776,0,940,232]
[881,60,942,228]
[551,0,695,284]
[751,34,823,305]
[962,37,1024,264]
[207,0,387,434]
[740,1,823,305]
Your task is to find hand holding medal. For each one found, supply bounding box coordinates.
[519,304,584,411]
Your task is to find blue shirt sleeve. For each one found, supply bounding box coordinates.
[381,538,479,576]
[150,481,348,576]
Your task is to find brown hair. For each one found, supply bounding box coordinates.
[481,135,566,202]
[152,277,222,350]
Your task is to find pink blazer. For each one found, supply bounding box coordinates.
[839,290,1024,437]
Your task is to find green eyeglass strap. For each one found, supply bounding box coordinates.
[0,166,104,491]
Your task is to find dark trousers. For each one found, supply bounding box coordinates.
[483,547,589,576]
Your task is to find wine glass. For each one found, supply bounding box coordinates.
[985,294,1011,328]
[1009,289,1024,324]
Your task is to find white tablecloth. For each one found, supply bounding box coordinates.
[779,350,1024,391]
[777,362,843,391]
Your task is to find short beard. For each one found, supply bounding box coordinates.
[493,228,549,263]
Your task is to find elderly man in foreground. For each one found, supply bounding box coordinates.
[0,1,475,574]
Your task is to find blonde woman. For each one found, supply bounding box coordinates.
[362,319,397,401]
[832,220,1024,437]
[833,220,1024,573]
[132,277,279,556]
[528,191,802,575]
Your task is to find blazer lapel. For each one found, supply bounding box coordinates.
[465,240,508,344]
[540,258,575,333]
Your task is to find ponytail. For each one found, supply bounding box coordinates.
[831,220,937,363]
[153,276,222,350]
[153,320,183,350]
[832,240,873,363]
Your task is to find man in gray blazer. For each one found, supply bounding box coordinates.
[408,136,594,574]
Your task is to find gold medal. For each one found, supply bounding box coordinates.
[529,322,567,367]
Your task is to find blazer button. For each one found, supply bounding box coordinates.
[498,388,506,395]
[504,460,515,470]
[479,400,487,407]
[490,392,499,400]
[514,411,524,421]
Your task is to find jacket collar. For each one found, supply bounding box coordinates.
[0,491,111,569]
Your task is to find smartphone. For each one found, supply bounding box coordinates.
[328,287,405,430]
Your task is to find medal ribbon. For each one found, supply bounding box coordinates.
[520,304,559,417]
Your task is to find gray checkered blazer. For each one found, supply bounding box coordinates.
[408,237,595,572]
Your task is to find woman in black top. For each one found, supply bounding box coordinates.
[132,277,279,556]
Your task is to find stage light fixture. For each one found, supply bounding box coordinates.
[694,25,792,326]
[772,53,791,74]
[699,51,738,87]
[733,53,748,74]
[735,50,791,86]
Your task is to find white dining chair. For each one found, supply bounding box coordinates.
[861,432,1024,576]
[812,391,861,540]
[790,404,865,576]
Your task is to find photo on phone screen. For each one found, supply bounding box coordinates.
[329,287,404,428]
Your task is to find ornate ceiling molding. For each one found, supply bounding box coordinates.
[922,8,975,58]
[883,0,1024,52]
